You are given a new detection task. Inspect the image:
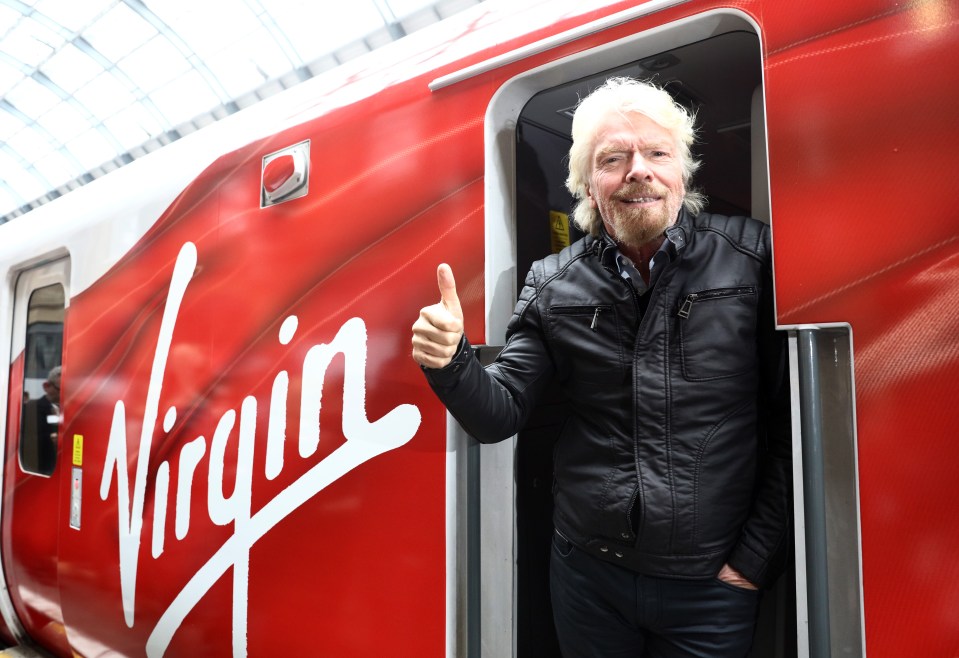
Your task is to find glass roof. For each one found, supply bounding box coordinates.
[0,0,485,224]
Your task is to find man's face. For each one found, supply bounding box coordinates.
[44,376,60,404]
[586,111,685,250]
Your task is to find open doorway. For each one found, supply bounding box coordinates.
[505,25,797,658]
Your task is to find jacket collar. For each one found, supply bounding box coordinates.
[665,209,690,254]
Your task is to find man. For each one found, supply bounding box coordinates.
[22,365,62,474]
[412,77,791,657]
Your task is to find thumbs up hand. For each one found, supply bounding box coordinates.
[412,264,466,369]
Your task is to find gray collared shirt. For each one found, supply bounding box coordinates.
[613,237,674,296]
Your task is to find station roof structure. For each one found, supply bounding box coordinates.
[0,0,484,224]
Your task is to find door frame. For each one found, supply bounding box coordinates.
[474,8,773,656]
[0,254,71,647]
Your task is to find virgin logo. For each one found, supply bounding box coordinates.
[99,242,422,657]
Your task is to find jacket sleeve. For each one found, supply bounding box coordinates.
[726,264,794,589]
[422,266,557,444]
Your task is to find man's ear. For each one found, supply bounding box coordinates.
[585,184,597,209]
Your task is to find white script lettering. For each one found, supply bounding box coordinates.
[99,242,422,657]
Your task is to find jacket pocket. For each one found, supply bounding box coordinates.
[677,286,757,381]
[552,529,575,558]
[692,400,755,549]
[548,305,627,384]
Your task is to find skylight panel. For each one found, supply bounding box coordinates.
[82,2,157,62]
[66,127,116,170]
[0,5,21,34]
[0,148,25,180]
[33,0,115,33]
[6,76,60,116]
[384,0,436,18]
[140,0,192,23]
[149,70,220,126]
[6,125,56,163]
[35,101,89,144]
[0,187,20,212]
[41,43,102,94]
[205,42,275,99]
[4,16,65,68]
[33,149,82,188]
[0,107,27,141]
[37,103,90,145]
[270,1,384,63]
[0,162,47,202]
[73,71,138,123]
[223,29,295,82]
[154,0,261,60]
[117,35,191,94]
[0,59,23,97]
[103,104,163,152]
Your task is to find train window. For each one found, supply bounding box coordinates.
[18,283,65,476]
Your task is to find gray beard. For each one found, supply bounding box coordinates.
[609,205,673,250]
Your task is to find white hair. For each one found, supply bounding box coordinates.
[565,77,705,235]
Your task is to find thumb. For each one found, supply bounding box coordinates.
[436,263,463,320]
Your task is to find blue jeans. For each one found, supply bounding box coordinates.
[550,530,760,657]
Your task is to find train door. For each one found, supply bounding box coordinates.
[1,256,71,655]
[467,8,798,657]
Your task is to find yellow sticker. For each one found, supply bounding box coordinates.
[549,210,571,254]
[72,434,83,467]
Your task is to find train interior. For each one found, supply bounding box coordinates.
[510,28,798,657]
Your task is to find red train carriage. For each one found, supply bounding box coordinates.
[0,0,956,656]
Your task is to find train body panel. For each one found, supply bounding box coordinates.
[0,0,956,656]
[764,3,959,656]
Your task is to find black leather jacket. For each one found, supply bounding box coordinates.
[425,210,792,588]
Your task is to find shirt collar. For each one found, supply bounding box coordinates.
[600,225,674,270]
[596,212,691,293]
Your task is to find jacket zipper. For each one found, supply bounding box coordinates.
[551,305,612,332]
[677,286,756,320]
[590,307,602,331]
[625,486,641,541]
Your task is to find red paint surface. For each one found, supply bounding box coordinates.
[55,88,486,656]
[764,1,959,655]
